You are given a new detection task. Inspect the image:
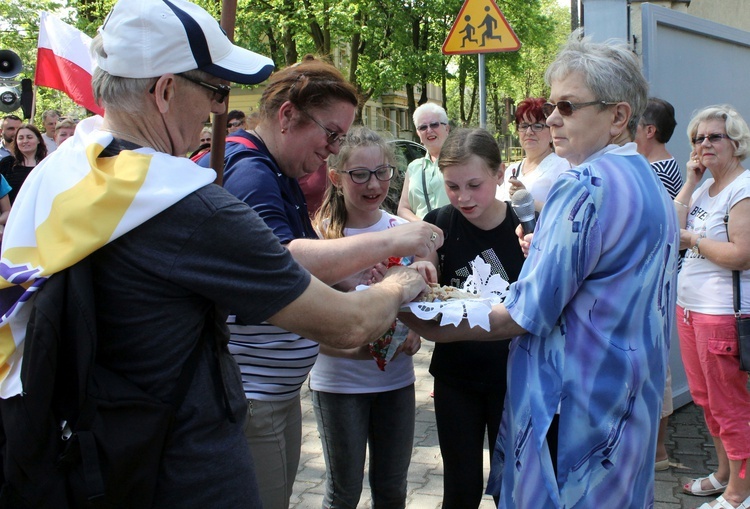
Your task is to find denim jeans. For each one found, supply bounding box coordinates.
[312,384,415,509]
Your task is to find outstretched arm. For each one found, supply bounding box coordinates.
[287,221,443,285]
[268,265,427,349]
[399,303,526,343]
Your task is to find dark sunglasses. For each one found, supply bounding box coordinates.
[542,100,618,118]
[417,121,448,132]
[692,133,731,146]
[148,74,230,104]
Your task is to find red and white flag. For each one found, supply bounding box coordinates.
[35,12,104,115]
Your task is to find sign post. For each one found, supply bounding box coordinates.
[442,0,520,127]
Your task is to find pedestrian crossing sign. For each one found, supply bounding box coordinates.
[442,0,521,55]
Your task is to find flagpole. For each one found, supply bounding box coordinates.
[209,0,238,187]
[30,85,38,123]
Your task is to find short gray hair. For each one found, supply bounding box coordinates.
[545,30,648,139]
[413,102,448,127]
[687,104,750,162]
[90,34,213,112]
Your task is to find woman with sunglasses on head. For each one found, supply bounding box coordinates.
[199,55,443,509]
[310,127,434,509]
[401,31,679,509]
[397,102,452,221]
[497,97,569,211]
[674,105,750,509]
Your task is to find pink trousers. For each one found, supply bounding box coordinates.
[677,306,750,460]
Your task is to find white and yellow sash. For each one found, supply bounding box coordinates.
[0,116,216,397]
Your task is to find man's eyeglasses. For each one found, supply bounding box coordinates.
[149,74,230,104]
[227,120,244,128]
[518,122,548,133]
[542,100,618,118]
[692,133,731,146]
[300,109,344,146]
[339,165,395,184]
[417,121,448,132]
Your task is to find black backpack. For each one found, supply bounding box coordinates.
[0,257,209,509]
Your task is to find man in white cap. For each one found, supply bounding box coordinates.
[0,1,429,508]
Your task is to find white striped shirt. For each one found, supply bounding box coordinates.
[227,318,319,401]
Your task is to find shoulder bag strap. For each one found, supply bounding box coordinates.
[725,211,742,317]
[420,158,432,213]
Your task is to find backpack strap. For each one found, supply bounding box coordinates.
[226,136,258,151]
[74,306,215,505]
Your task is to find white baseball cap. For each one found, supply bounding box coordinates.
[97,0,274,84]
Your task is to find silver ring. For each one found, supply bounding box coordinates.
[430,232,438,242]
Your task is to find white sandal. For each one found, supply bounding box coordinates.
[684,473,728,496]
[695,494,750,509]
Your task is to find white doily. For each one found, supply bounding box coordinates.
[403,256,510,332]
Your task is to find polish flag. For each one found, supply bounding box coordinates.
[35,12,104,115]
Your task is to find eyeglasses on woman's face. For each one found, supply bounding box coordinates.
[692,133,731,146]
[542,100,618,118]
[517,122,548,133]
[339,164,395,184]
[300,109,345,146]
[416,121,448,132]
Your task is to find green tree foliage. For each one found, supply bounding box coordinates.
[1,0,568,134]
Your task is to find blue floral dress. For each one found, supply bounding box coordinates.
[488,144,679,509]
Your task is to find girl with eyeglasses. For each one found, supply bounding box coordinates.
[311,126,434,509]
[496,97,569,211]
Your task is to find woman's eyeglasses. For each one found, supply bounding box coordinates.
[339,165,395,184]
[300,109,344,146]
[542,100,618,118]
[692,133,731,146]
[417,121,448,132]
[517,122,548,133]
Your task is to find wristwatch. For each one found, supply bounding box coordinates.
[691,235,704,255]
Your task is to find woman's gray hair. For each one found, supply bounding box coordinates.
[413,102,449,127]
[90,34,213,112]
[545,29,648,139]
[687,104,750,162]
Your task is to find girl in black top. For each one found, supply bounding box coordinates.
[417,128,525,509]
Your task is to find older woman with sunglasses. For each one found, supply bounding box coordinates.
[200,55,442,509]
[674,105,750,509]
[497,97,569,211]
[402,31,679,509]
[398,102,452,220]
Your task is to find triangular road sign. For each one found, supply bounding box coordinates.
[442,0,521,55]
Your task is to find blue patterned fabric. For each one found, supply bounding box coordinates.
[487,144,679,509]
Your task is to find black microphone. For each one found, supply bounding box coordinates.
[511,189,536,235]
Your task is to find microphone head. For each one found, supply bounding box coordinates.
[511,189,535,223]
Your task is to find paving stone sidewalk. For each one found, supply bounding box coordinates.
[291,341,720,509]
